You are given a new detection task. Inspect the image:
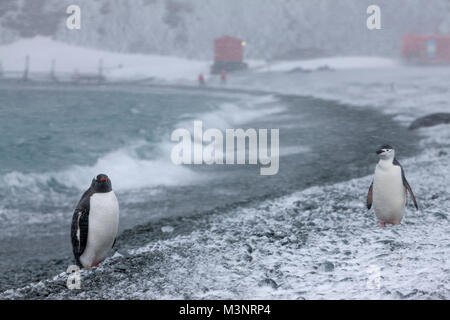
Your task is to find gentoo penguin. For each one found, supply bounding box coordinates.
[71,174,119,268]
[367,145,418,227]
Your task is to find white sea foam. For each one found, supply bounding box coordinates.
[178,95,284,132]
[173,95,287,165]
[1,141,204,193]
[1,96,285,195]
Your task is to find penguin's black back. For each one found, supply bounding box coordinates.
[70,183,95,267]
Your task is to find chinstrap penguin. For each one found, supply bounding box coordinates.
[367,145,418,227]
[71,174,119,268]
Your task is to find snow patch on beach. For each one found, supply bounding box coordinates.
[0,37,210,82]
[257,57,397,72]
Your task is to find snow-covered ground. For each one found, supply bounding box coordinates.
[255,57,397,72]
[1,139,448,299]
[1,39,449,299]
[0,37,210,82]
[0,37,398,83]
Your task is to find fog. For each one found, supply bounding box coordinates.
[0,0,449,59]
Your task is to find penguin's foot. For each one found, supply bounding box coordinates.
[378,219,402,227]
[84,262,100,269]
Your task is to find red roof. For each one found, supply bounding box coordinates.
[402,34,450,63]
[214,36,244,62]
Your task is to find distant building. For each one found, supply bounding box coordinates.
[211,36,248,74]
[402,34,450,64]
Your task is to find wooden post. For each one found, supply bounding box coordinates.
[73,68,80,83]
[22,55,30,81]
[98,58,104,83]
[50,59,57,82]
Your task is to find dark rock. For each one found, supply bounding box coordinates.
[114,264,128,272]
[409,113,450,130]
[287,67,312,74]
[316,65,334,72]
[258,278,279,289]
[295,200,319,211]
[433,212,447,220]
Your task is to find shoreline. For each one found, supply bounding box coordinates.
[2,140,448,299]
[1,67,449,299]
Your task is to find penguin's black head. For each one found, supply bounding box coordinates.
[92,174,112,193]
[376,145,395,158]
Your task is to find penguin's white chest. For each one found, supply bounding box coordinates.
[373,163,406,224]
[80,191,119,268]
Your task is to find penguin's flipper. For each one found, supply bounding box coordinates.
[394,158,419,210]
[71,186,94,266]
[71,207,89,266]
[403,176,419,210]
[367,181,373,210]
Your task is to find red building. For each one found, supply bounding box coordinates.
[402,34,450,64]
[211,36,248,74]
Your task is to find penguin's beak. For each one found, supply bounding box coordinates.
[376,149,384,155]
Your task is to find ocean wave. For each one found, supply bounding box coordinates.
[170,95,289,165]
[0,95,284,195]
[178,95,285,132]
[0,141,204,193]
